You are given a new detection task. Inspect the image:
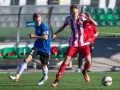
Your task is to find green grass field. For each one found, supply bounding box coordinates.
[53,26,120,38]
[0,26,120,39]
[0,72,119,90]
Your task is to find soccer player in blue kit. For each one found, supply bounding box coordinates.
[9,12,51,85]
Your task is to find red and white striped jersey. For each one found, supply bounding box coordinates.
[62,14,91,47]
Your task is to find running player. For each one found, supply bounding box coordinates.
[51,5,97,87]
[9,12,50,85]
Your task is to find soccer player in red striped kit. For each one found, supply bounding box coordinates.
[76,21,98,72]
[51,5,97,87]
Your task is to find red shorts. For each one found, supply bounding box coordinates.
[66,45,90,58]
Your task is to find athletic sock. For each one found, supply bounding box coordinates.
[56,63,67,80]
[16,61,27,78]
[83,62,91,72]
[42,65,48,78]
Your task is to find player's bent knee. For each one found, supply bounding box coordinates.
[24,59,29,63]
[42,65,47,69]
[63,56,71,65]
[24,55,32,63]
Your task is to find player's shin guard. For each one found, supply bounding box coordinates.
[83,62,91,72]
[16,61,27,78]
[56,63,67,80]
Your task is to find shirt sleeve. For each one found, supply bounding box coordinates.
[91,25,98,40]
[62,17,68,28]
[42,23,49,35]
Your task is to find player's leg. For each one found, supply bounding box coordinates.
[87,44,94,72]
[9,48,37,82]
[76,53,83,72]
[79,45,91,82]
[37,52,49,85]
[89,44,94,61]
[51,46,77,87]
[9,54,32,82]
[51,56,71,87]
[82,55,91,82]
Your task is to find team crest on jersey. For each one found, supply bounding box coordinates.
[77,21,82,26]
[77,21,80,24]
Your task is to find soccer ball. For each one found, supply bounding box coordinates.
[101,76,112,86]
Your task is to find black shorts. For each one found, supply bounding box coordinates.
[29,48,50,65]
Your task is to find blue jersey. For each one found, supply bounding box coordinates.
[33,22,50,54]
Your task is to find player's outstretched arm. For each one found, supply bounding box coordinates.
[52,26,65,38]
[28,34,48,40]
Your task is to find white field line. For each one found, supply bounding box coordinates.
[99,32,120,35]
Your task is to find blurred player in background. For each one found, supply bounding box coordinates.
[76,22,98,72]
[51,5,97,87]
[9,12,51,85]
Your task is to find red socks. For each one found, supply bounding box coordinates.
[55,62,90,81]
[83,62,91,72]
[56,63,67,80]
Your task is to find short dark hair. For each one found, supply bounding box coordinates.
[33,12,41,21]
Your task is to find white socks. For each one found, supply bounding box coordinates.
[16,62,48,79]
[42,66,48,77]
[16,61,27,78]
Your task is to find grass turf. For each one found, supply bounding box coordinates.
[0,26,120,39]
[53,26,120,38]
[0,72,119,90]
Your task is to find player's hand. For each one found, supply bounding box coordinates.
[52,34,56,38]
[28,34,36,38]
[86,38,92,43]
[85,12,91,19]
[89,38,92,42]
